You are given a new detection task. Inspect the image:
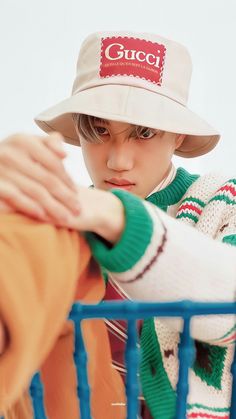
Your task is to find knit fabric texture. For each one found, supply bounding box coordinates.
[88,167,236,419]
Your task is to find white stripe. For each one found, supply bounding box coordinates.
[105,319,127,339]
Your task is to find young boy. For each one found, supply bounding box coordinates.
[0,31,236,418]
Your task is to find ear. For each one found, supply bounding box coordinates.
[175,134,186,150]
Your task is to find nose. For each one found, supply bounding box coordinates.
[107,141,134,172]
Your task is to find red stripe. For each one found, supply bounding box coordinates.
[178,203,202,215]
[219,185,236,196]
[188,413,228,419]
[219,332,236,344]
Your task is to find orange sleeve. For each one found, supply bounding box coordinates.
[0,214,94,411]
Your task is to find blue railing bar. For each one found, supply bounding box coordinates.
[70,300,236,320]
[29,372,47,419]
[176,317,194,419]
[230,342,236,419]
[125,319,140,419]
[70,313,91,419]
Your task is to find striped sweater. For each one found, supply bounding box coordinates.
[87,167,236,419]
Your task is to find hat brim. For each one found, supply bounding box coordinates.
[35,85,220,158]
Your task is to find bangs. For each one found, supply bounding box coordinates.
[72,114,164,142]
[72,114,105,143]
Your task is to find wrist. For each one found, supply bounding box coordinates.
[86,189,154,273]
[95,191,125,244]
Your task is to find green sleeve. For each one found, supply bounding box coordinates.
[85,189,153,273]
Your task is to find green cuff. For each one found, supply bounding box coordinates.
[85,189,153,273]
[223,234,236,247]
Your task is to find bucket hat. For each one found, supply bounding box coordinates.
[35,31,220,158]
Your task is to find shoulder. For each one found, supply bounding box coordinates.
[175,170,236,229]
[183,170,236,204]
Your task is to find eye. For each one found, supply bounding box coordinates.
[138,128,156,140]
[94,126,109,136]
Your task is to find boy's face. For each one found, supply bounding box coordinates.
[80,119,185,198]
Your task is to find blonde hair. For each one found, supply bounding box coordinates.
[72,113,164,143]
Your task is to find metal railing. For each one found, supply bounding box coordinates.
[30,300,236,419]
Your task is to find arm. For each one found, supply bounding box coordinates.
[87,189,236,344]
[0,133,235,344]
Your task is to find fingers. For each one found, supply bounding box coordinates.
[11,133,75,190]
[43,132,67,158]
[0,132,80,223]
[5,169,80,222]
[0,180,47,219]
[0,158,80,215]
[0,200,14,213]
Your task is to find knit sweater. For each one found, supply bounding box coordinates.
[87,167,236,419]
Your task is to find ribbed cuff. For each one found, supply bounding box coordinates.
[85,189,153,273]
[222,234,236,246]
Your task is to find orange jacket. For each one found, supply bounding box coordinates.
[0,214,125,418]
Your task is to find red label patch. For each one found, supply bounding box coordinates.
[100,36,166,85]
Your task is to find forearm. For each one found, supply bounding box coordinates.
[87,191,236,343]
[114,202,236,297]
[92,190,125,244]
[116,203,236,340]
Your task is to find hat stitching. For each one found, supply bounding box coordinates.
[73,83,186,106]
[100,35,166,46]
[101,73,162,86]
[99,37,105,80]
[159,46,166,86]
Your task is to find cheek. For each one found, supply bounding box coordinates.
[137,142,174,180]
[154,136,177,158]
[81,143,95,171]
[142,140,174,163]
[81,143,106,174]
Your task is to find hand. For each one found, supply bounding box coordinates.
[63,186,125,244]
[0,133,80,224]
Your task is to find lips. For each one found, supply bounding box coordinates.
[105,178,135,186]
[104,178,136,191]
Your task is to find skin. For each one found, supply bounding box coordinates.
[0,121,185,354]
[80,119,185,199]
[0,132,125,242]
[0,122,185,239]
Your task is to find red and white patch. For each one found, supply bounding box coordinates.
[100,36,166,85]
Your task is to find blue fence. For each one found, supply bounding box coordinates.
[30,300,236,419]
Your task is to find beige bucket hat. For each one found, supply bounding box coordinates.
[35,31,220,158]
